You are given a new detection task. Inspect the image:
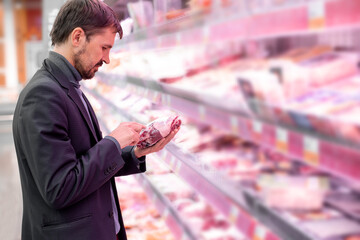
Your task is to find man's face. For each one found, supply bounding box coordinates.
[74,27,116,79]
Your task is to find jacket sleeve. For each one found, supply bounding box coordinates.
[104,136,146,176]
[17,81,128,210]
[117,146,146,176]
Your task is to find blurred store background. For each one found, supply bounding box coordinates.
[2,0,360,239]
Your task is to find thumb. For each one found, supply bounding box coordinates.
[131,123,146,133]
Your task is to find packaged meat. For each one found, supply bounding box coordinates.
[147,173,195,201]
[257,174,329,210]
[327,192,360,221]
[282,207,343,224]
[137,115,182,148]
[302,218,360,240]
[275,45,333,63]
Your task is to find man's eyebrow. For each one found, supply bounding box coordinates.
[104,44,113,48]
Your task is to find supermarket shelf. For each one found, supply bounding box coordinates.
[95,72,249,115]
[114,0,360,51]
[95,72,360,190]
[89,1,360,238]
[155,143,318,240]
[84,86,321,240]
[134,173,198,240]
[84,91,197,240]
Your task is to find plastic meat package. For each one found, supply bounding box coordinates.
[257,174,329,210]
[137,115,182,148]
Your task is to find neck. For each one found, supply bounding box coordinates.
[53,44,75,67]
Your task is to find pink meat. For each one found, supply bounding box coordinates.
[137,115,181,148]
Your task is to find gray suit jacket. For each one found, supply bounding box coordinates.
[12,57,146,240]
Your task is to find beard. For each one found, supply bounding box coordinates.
[74,46,102,80]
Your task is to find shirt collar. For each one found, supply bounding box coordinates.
[48,51,82,88]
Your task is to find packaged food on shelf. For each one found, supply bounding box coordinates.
[153,0,185,23]
[237,49,359,106]
[340,235,360,240]
[247,0,305,12]
[281,204,360,240]
[274,46,333,63]
[257,174,329,210]
[86,23,360,235]
[327,191,360,221]
[187,0,239,11]
[301,217,360,240]
[282,207,344,224]
[147,173,196,201]
[127,0,154,29]
[146,161,245,240]
[283,74,360,144]
[87,80,360,240]
[167,59,252,113]
[276,51,358,100]
[115,176,175,240]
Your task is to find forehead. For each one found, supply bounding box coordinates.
[90,26,117,45]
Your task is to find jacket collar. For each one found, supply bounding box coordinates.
[48,51,82,88]
[43,57,99,142]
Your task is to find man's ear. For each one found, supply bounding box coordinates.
[70,27,86,47]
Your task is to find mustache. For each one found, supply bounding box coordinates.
[95,61,103,67]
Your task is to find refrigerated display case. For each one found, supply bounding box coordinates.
[84,1,360,239]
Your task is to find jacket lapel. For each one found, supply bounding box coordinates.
[43,59,99,142]
[82,93,102,141]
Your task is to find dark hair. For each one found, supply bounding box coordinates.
[50,0,122,46]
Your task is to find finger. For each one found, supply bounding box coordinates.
[131,130,140,145]
[159,137,171,149]
[149,138,166,151]
[164,130,178,142]
[131,123,146,133]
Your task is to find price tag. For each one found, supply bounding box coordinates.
[129,42,135,52]
[181,233,189,240]
[228,205,239,224]
[152,91,159,102]
[176,33,181,47]
[136,87,141,95]
[134,174,140,181]
[230,116,239,135]
[199,105,206,121]
[276,128,288,153]
[127,85,133,94]
[307,177,320,190]
[239,118,249,139]
[161,94,167,106]
[167,94,171,107]
[157,36,163,48]
[203,26,210,45]
[140,175,146,185]
[174,160,182,174]
[304,136,319,165]
[151,192,157,202]
[170,156,176,169]
[161,208,169,222]
[253,225,267,240]
[308,1,325,29]
[161,150,167,161]
[144,88,149,98]
[253,120,262,133]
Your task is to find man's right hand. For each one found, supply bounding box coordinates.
[108,122,145,148]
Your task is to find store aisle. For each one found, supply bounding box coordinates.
[0,118,22,240]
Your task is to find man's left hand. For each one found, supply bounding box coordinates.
[133,127,180,158]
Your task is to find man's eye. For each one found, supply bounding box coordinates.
[102,47,107,50]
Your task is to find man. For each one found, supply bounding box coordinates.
[12,0,179,239]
